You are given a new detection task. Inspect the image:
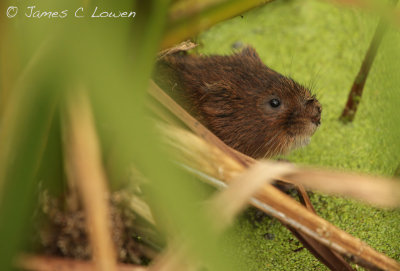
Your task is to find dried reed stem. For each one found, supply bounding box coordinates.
[283,170,400,207]
[160,124,400,270]
[64,89,118,271]
[149,81,400,270]
[208,161,295,231]
[157,40,198,60]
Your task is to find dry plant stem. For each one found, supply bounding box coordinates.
[157,40,198,60]
[209,161,295,231]
[283,170,400,208]
[173,148,353,270]
[340,0,399,122]
[292,187,354,270]
[187,167,359,271]
[288,229,354,271]
[64,90,118,271]
[162,0,273,49]
[17,255,147,271]
[253,185,400,270]
[161,125,400,270]
[149,80,400,269]
[296,185,316,213]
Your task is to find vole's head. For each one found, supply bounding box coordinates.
[254,64,321,155]
[196,47,322,158]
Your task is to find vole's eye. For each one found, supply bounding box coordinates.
[269,98,281,108]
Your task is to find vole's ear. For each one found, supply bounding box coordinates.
[240,46,262,61]
[200,82,240,116]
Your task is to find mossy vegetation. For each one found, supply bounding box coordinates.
[197,0,400,269]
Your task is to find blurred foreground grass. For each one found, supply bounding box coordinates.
[0,0,236,270]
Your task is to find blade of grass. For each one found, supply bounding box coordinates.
[0,55,60,271]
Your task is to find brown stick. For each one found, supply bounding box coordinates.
[287,227,354,271]
[63,89,118,271]
[149,81,400,270]
[293,186,354,271]
[339,0,399,122]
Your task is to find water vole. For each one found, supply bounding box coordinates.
[154,47,321,159]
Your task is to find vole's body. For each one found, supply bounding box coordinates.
[155,47,321,159]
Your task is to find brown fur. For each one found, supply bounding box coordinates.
[154,47,322,159]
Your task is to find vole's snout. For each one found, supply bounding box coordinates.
[311,104,322,126]
[312,114,321,126]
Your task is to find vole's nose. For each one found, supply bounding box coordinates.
[312,115,321,126]
[312,105,322,126]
